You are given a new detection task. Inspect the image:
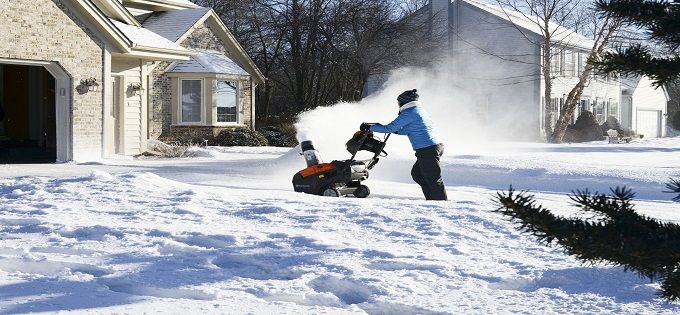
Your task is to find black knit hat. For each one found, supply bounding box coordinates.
[397,89,419,106]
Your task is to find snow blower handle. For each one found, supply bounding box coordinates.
[359,122,376,132]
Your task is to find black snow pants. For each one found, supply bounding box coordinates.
[411,143,447,200]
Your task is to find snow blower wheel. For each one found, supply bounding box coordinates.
[353,185,370,198]
[323,188,340,197]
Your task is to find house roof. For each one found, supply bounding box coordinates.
[122,0,199,10]
[142,7,211,42]
[461,0,595,50]
[141,8,264,83]
[621,76,641,94]
[166,50,248,75]
[111,19,191,53]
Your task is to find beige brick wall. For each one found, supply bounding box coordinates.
[0,0,105,160]
[149,21,254,139]
[149,61,172,138]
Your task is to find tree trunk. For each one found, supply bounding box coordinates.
[550,17,620,143]
[543,36,554,141]
[550,68,592,143]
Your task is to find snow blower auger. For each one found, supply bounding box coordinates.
[292,129,390,198]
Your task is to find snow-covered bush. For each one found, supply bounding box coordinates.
[213,128,268,147]
[563,111,605,143]
[258,126,298,147]
[495,179,680,301]
[600,116,635,138]
[147,140,198,158]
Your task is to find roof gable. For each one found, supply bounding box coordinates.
[142,7,211,42]
[143,8,265,84]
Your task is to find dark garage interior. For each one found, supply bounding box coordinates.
[0,64,57,163]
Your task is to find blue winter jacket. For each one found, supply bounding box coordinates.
[370,101,442,150]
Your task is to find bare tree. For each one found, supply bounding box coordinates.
[198,0,432,118]
[551,9,622,143]
[495,0,584,139]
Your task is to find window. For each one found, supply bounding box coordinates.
[580,99,590,113]
[608,99,618,118]
[215,80,238,123]
[594,99,604,123]
[181,80,202,123]
[578,52,586,76]
[550,48,562,74]
[564,50,574,76]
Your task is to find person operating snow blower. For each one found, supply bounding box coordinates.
[360,89,448,200]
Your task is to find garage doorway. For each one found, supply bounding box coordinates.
[636,109,662,138]
[0,64,58,163]
[0,58,73,164]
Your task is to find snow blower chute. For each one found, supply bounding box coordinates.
[292,129,390,198]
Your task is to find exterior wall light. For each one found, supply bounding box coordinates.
[129,82,145,96]
[77,77,99,94]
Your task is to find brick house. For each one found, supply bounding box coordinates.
[0,0,264,163]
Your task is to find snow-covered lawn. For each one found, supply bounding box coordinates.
[1,138,679,314]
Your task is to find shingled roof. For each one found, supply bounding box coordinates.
[166,50,248,75]
[111,19,190,53]
[141,7,211,42]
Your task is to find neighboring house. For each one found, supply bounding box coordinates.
[441,0,621,140]
[369,0,666,140]
[621,76,669,138]
[0,0,264,163]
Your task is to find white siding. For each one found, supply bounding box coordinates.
[112,59,146,156]
[453,2,542,140]
[630,76,668,137]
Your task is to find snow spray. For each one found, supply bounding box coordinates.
[294,68,492,161]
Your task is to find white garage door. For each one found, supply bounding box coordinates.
[636,110,661,138]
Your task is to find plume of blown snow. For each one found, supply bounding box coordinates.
[295,65,492,161]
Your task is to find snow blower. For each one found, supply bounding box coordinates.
[292,129,390,198]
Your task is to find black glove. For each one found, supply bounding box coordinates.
[359,123,371,131]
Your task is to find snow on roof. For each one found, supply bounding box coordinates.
[142,7,211,42]
[166,50,249,75]
[160,0,197,6]
[462,0,595,50]
[111,20,190,52]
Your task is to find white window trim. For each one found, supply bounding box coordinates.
[214,79,241,126]
[178,78,205,125]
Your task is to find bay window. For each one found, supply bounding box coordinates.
[215,80,238,123]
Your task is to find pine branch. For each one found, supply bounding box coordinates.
[594,1,680,86]
[593,44,680,86]
[666,178,680,202]
[494,185,680,300]
[596,0,674,21]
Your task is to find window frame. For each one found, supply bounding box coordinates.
[214,79,240,126]
[178,78,205,125]
[550,47,562,75]
[563,49,575,77]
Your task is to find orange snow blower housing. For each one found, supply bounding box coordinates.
[292,130,390,198]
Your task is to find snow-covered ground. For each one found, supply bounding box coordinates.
[1,137,679,314]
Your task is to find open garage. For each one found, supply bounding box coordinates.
[0,64,57,163]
